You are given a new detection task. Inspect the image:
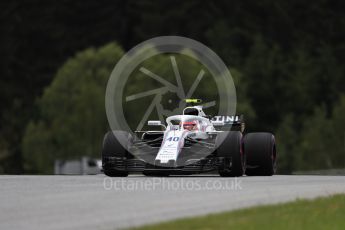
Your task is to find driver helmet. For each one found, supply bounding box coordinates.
[182,121,198,131]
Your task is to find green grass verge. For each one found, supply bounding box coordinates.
[132,194,345,230]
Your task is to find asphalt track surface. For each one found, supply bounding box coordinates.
[1,175,345,230]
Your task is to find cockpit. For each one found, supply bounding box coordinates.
[166,115,204,132]
[182,121,198,131]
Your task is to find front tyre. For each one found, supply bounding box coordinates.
[216,131,245,177]
[244,132,277,176]
[104,169,128,177]
[102,131,130,177]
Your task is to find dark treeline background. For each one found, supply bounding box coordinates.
[1,0,345,174]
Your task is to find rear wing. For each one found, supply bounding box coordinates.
[211,115,245,132]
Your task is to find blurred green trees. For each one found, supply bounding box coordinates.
[277,95,345,173]
[302,96,345,170]
[22,43,124,173]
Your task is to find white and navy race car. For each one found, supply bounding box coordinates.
[102,100,277,177]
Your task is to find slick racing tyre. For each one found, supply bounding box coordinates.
[102,131,130,177]
[244,132,276,176]
[103,169,128,177]
[216,131,245,177]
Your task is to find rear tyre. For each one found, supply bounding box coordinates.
[244,132,276,176]
[102,131,130,177]
[216,131,245,177]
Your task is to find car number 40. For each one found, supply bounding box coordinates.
[167,137,180,142]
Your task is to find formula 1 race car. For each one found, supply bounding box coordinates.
[102,99,277,177]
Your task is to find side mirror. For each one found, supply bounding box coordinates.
[148,120,162,126]
[211,120,225,126]
[147,120,166,129]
